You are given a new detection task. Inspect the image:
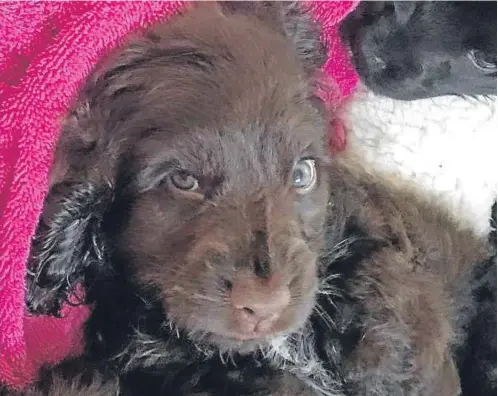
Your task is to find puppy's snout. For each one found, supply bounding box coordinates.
[229,275,290,338]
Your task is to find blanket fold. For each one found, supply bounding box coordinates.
[0,1,359,388]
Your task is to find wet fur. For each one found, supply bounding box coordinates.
[340,1,497,100]
[13,2,495,396]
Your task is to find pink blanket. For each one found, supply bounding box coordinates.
[0,1,359,388]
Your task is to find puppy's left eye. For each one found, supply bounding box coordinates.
[292,158,317,194]
[170,171,199,191]
[469,50,497,73]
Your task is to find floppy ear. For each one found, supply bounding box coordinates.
[26,103,115,317]
[27,25,180,316]
[27,182,113,316]
[219,1,327,75]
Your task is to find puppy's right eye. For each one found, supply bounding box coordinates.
[170,171,199,191]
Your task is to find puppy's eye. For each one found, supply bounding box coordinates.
[469,50,497,73]
[170,171,199,191]
[291,158,317,194]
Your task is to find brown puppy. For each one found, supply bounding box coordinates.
[30,0,328,351]
[22,2,491,396]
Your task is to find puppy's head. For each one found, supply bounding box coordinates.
[29,2,330,353]
[341,1,497,100]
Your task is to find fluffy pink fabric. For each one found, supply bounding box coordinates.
[0,1,359,388]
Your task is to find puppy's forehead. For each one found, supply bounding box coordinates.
[188,122,322,175]
[130,6,326,183]
[140,104,325,187]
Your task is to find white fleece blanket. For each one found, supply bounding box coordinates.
[343,88,497,237]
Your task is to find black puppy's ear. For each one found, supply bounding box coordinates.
[220,1,327,74]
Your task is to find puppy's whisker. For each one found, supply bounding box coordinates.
[313,303,335,330]
[190,293,219,303]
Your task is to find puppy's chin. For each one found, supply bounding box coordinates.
[189,322,306,356]
[197,333,277,355]
[172,295,317,355]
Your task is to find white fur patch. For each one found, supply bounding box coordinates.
[342,88,497,237]
[263,327,344,396]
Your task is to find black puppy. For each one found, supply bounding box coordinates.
[340,1,497,100]
[16,2,494,396]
